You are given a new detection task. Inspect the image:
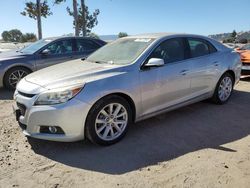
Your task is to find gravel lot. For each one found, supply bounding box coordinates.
[0,78,250,188]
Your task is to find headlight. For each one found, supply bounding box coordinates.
[34,86,83,105]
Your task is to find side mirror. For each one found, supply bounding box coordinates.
[41,49,50,55]
[145,58,165,67]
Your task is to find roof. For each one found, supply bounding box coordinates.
[126,33,184,39]
[43,36,103,41]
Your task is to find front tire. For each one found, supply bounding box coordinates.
[85,95,132,146]
[211,72,234,104]
[4,67,31,90]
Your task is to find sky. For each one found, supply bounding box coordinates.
[0,0,250,38]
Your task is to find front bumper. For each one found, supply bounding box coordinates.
[14,91,92,142]
[0,68,4,88]
[241,63,250,75]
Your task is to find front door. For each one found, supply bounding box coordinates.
[35,39,74,70]
[139,38,192,116]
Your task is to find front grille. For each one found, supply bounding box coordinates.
[18,91,35,98]
[17,102,26,116]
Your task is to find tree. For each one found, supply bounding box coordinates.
[118,32,128,38]
[54,0,79,36]
[87,32,99,39]
[21,0,52,39]
[1,29,23,42]
[73,6,99,36]
[80,0,86,36]
[55,0,99,36]
[222,38,234,43]
[231,30,237,41]
[1,31,11,42]
[21,33,37,42]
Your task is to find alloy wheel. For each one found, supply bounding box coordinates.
[8,70,28,88]
[218,76,233,102]
[95,103,128,141]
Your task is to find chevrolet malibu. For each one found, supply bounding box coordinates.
[0,36,106,89]
[14,33,242,145]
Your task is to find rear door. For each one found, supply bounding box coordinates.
[186,38,219,96]
[35,39,74,70]
[73,39,102,59]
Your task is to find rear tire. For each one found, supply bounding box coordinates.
[211,72,234,104]
[4,67,31,90]
[85,95,132,146]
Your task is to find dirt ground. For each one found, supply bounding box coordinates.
[0,78,250,188]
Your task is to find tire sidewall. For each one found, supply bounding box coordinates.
[4,67,30,90]
[213,73,234,104]
[85,95,132,146]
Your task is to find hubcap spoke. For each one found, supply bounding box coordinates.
[113,104,122,116]
[97,124,106,134]
[103,126,110,138]
[113,123,122,132]
[100,109,109,118]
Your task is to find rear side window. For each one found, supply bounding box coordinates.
[149,38,185,64]
[187,38,217,58]
[76,39,100,52]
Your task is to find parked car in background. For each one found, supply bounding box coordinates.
[235,44,250,75]
[14,33,241,145]
[0,36,106,89]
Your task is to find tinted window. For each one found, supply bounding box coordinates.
[76,39,100,52]
[149,38,185,64]
[188,38,209,58]
[45,39,73,55]
[207,42,217,53]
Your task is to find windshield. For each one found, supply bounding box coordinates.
[20,39,52,54]
[241,44,250,50]
[87,38,154,65]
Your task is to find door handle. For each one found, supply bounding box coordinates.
[180,69,188,75]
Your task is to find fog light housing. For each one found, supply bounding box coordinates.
[40,126,65,134]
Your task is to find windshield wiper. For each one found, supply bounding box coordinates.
[16,50,23,53]
[84,59,114,64]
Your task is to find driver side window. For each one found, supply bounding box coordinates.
[45,40,73,55]
[149,38,185,64]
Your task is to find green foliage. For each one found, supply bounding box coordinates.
[87,32,100,39]
[118,32,128,38]
[66,6,100,35]
[231,30,237,39]
[21,0,52,20]
[54,0,100,36]
[222,38,234,43]
[1,30,37,43]
[54,0,66,4]
[1,29,23,42]
[21,33,37,42]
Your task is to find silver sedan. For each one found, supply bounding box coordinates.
[14,33,242,145]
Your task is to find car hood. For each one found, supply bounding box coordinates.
[0,50,29,61]
[24,59,128,90]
